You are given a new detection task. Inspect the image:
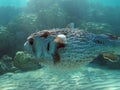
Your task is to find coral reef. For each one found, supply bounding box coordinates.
[7,14,37,33]
[0,55,15,74]
[25,0,120,36]
[13,51,41,71]
[0,14,38,57]
[0,51,42,74]
[36,4,68,29]
[59,0,89,25]
[0,26,15,57]
[26,0,70,29]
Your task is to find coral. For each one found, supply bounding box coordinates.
[14,51,41,71]
[26,0,55,13]
[7,14,37,33]
[36,4,68,29]
[5,14,38,57]
[0,26,15,57]
[59,0,89,24]
[0,51,42,74]
[0,55,15,74]
[26,0,69,29]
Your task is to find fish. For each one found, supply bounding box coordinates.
[24,28,120,69]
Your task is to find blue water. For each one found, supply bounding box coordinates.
[0,0,120,7]
[0,0,29,7]
[89,0,120,7]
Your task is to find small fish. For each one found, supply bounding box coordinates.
[24,28,120,69]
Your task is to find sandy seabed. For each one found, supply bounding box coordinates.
[0,65,120,90]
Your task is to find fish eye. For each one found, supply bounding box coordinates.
[29,38,34,45]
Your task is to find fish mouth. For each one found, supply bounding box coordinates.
[102,53,119,62]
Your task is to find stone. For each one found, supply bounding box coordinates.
[0,55,15,74]
[13,51,41,71]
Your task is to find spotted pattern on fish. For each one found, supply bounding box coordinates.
[24,28,120,69]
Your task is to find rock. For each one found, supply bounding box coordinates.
[92,53,120,69]
[13,51,41,71]
[0,55,15,74]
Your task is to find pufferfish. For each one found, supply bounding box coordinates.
[24,28,120,69]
